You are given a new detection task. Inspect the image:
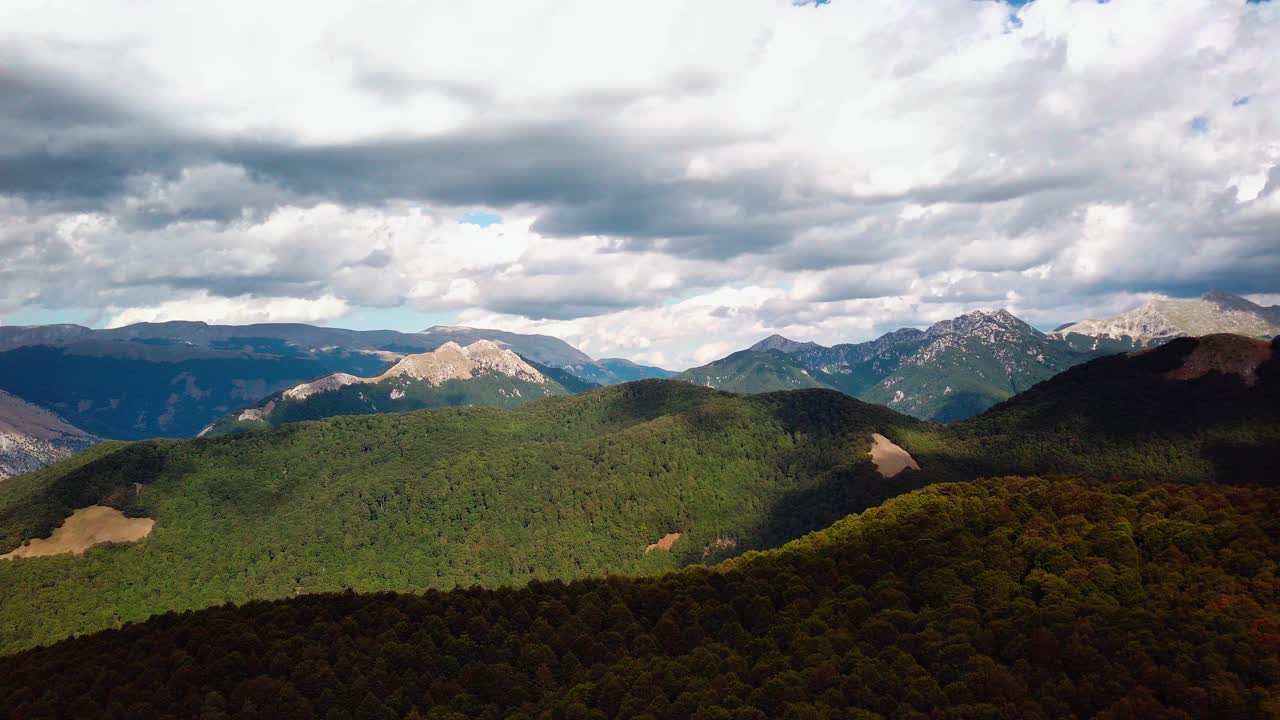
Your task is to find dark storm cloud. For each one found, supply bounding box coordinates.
[0,67,194,205]
[0,75,821,262]
[0,57,1103,271]
[225,126,621,208]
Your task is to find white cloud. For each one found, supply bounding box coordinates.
[105,292,350,328]
[1,0,1277,368]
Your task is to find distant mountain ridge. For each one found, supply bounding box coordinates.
[1053,290,1280,346]
[203,340,570,436]
[0,321,602,441]
[691,309,1106,421]
[0,343,336,441]
[418,325,591,366]
[559,358,677,385]
[0,320,592,368]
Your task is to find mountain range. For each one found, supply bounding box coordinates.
[684,290,1279,421]
[1,290,1273,478]
[0,333,1276,718]
[0,322,591,367]
[0,322,667,465]
[0,332,1274,655]
[684,309,1103,421]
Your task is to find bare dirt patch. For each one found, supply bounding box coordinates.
[869,433,920,478]
[1,506,154,560]
[646,532,682,554]
[1164,334,1273,386]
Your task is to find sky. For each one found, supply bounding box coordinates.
[1,0,1278,369]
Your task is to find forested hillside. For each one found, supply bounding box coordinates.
[676,350,835,393]
[0,382,926,654]
[3,477,1276,719]
[912,334,1280,485]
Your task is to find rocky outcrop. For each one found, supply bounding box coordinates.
[379,341,546,386]
[0,391,97,480]
[218,341,554,431]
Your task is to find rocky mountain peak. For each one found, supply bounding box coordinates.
[748,334,823,354]
[1054,291,1280,344]
[925,309,1039,342]
[383,341,545,385]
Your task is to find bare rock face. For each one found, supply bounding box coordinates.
[227,341,551,426]
[237,400,278,422]
[379,340,546,386]
[0,391,97,481]
[283,374,363,401]
[1054,292,1280,345]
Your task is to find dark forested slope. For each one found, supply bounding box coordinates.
[911,334,1280,484]
[0,381,925,655]
[2,477,1276,719]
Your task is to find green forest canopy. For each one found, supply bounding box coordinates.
[2,476,1276,719]
[0,382,926,655]
[0,334,1276,661]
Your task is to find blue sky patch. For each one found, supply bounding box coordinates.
[1233,96,1250,107]
[336,306,456,333]
[0,306,98,327]
[459,211,503,227]
[1189,115,1210,134]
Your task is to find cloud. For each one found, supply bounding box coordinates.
[1,0,1278,367]
[105,292,350,328]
